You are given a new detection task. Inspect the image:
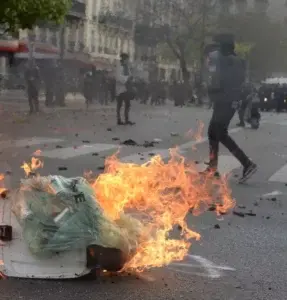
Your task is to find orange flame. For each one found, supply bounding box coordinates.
[33,149,42,156]
[21,157,43,176]
[0,174,6,195]
[19,149,234,272]
[186,120,205,151]
[92,149,235,271]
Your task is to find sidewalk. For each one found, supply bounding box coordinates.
[0,90,116,113]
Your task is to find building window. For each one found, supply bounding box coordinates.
[91,30,95,52]
[38,27,46,43]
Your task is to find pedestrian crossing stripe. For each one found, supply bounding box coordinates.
[269,165,287,183]
[0,138,64,151]
[36,143,119,159]
[196,155,241,175]
[121,149,173,164]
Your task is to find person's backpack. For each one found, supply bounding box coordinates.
[206,50,245,96]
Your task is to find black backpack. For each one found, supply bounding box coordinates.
[206,50,245,96]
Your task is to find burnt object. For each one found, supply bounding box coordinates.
[58,167,67,171]
[121,139,138,146]
[0,225,12,242]
[142,141,154,148]
[245,211,256,217]
[233,211,245,218]
[86,244,128,272]
[0,190,8,199]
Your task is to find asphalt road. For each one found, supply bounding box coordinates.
[0,103,287,300]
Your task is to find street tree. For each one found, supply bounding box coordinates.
[136,0,217,83]
[0,0,71,33]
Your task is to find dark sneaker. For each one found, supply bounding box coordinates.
[125,121,135,125]
[239,163,257,183]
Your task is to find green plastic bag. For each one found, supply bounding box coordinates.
[11,175,141,259]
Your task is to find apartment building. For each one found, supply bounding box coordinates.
[7,0,135,68]
[87,0,136,66]
[134,0,184,81]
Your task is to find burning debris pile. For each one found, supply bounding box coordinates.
[2,150,234,273]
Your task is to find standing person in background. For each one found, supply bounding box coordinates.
[116,53,135,125]
[83,70,94,108]
[204,34,257,183]
[237,83,252,127]
[109,75,116,102]
[24,60,40,114]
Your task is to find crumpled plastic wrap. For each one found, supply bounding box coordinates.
[11,175,143,260]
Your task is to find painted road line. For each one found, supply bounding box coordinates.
[121,127,243,164]
[36,143,118,159]
[196,155,241,175]
[167,254,235,278]
[0,137,64,151]
[269,163,287,182]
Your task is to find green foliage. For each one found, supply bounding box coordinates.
[0,0,71,33]
[235,42,254,59]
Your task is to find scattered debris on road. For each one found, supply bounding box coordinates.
[92,152,99,156]
[237,205,246,209]
[142,141,154,148]
[153,138,162,143]
[58,167,68,171]
[121,139,138,146]
[170,132,179,137]
[245,211,256,217]
[233,211,245,218]
[82,140,91,143]
[214,224,220,229]
[112,137,120,141]
[261,190,283,200]
[121,139,156,148]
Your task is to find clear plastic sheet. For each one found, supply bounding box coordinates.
[11,175,143,259]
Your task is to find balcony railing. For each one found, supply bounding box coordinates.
[68,0,86,19]
[98,12,133,30]
[134,23,168,46]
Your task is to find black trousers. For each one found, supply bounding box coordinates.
[238,99,248,124]
[208,106,250,169]
[27,86,39,112]
[116,92,131,122]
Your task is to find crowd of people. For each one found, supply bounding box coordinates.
[18,54,199,115]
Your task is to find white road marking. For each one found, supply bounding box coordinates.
[0,137,64,150]
[36,143,118,159]
[269,164,287,182]
[197,155,241,175]
[121,149,176,164]
[168,254,235,278]
[121,127,243,164]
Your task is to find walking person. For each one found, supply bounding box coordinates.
[24,61,40,114]
[204,34,257,183]
[115,53,135,125]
